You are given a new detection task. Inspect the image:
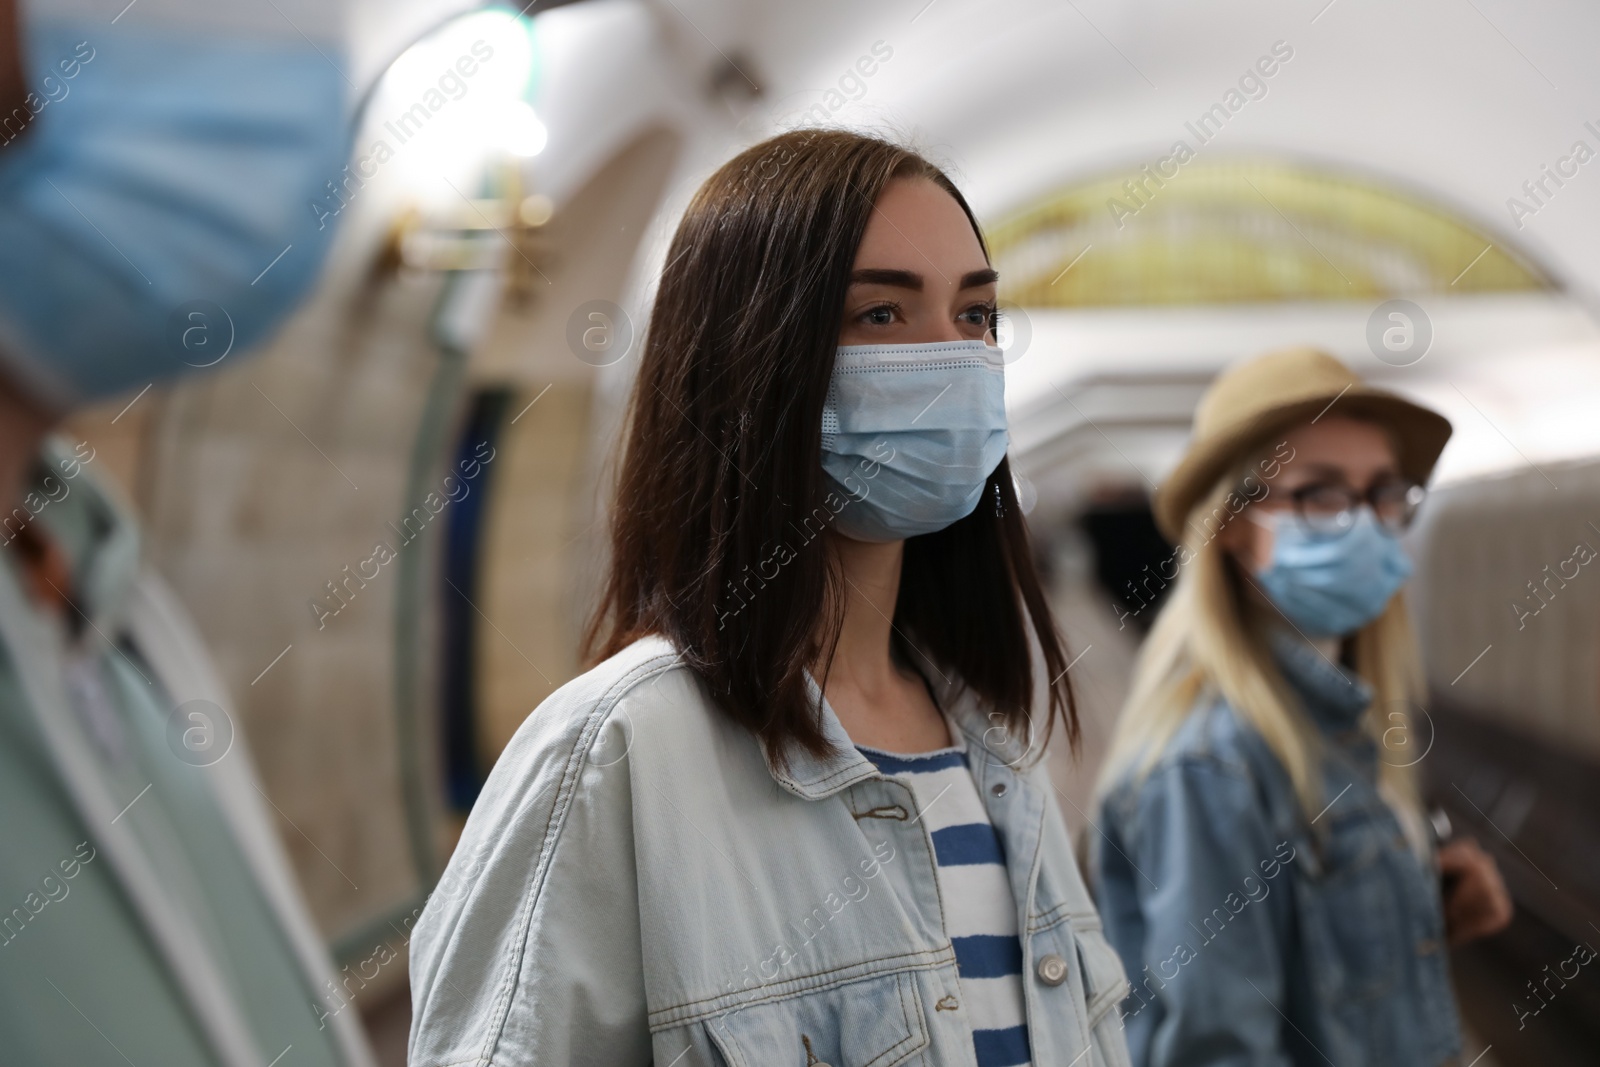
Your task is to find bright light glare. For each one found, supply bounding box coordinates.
[368,7,544,189]
[498,101,548,156]
[385,10,534,102]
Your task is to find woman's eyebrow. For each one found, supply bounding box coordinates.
[1287,462,1353,480]
[849,268,922,290]
[847,267,999,291]
[1291,461,1400,482]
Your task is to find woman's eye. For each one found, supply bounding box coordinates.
[861,304,897,326]
[959,303,996,328]
[1298,484,1356,511]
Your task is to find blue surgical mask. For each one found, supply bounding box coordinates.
[820,340,1008,543]
[0,19,350,410]
[1249,506,1414,636]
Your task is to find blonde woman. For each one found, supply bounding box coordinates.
[1093,349,1512,1067]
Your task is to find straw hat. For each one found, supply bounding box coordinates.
[1153,347,1452,543]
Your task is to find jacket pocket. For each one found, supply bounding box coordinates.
[1073,923,1131,1027]
[705,970,929,1067]
[1075,922,1135,1067]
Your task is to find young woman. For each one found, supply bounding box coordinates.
[1093,348,1513,1067]
[409,130,1132,1067]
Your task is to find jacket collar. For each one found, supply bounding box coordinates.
[1267,627,1373,734]
[14,436,141,636]
[767,665,1020,801]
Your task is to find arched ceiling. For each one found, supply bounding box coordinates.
[609,0,1600,303]
[365,0,1600,510]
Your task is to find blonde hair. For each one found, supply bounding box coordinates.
[1097,448,1426,819]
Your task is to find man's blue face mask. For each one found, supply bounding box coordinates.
[0,18,350,410]
[819,339,1009,543]
[1248,505,1414,637]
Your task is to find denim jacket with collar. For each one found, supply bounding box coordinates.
[408,635,1133,1067]
[1093,633,1462,1067]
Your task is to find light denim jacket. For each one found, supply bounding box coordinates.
[1093,633,1461,1067]
[409,636,1132,1066]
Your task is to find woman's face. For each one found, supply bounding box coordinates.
[837,178,997,347]
[1222,415,1405,573]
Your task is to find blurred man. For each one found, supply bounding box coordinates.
[0,1,373,1063]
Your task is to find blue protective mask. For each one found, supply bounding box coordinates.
[1249,506,1414,636]
[820,340,1008,543]
[0,19,350,410]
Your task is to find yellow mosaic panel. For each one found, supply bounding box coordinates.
[986,158,1554,307]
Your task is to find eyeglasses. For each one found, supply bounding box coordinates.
[1284,480,1427,538]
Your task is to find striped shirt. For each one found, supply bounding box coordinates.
[857,723,1032,1067]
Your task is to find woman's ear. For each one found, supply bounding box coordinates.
[1217,506,1271,574]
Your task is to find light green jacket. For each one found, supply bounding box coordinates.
[0,438,374,1067]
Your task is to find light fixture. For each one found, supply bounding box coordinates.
[367,5,546,203]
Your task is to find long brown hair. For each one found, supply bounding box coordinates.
[585,129,1078,768]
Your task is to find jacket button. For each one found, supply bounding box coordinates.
[1036,953,1069,986]
[991,781,1008,797]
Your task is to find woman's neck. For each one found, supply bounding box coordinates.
[825,532,904,690]
[818,532,952,752]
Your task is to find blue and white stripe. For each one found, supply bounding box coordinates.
[858,727,1031,1067]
